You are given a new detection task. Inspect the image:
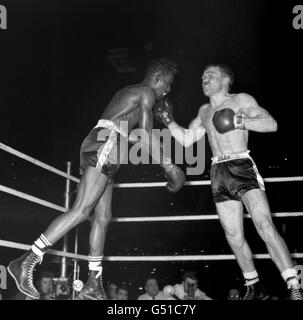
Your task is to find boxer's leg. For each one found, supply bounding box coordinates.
[89,181,113,256]
[44,166,109,243]
[79,183,113,300]
[216,200,255,273]
[243,189,292,271]
[8,166,109,299]
[216,200,269,299]
[243,189,303,299]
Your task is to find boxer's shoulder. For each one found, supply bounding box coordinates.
[234,92,256,105]
[120,84,154,99]
[199,103,209,112]
[198,103,210,117]
[129,84,156,106]
[215,93,249,112]
[128,83,155,97]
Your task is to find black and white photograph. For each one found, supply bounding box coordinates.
[0,0,302,314]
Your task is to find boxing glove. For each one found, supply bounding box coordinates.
[161,163,186,193]
[153,97,175,127]
[212,108,245,134]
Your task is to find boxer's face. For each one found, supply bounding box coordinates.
[152,73,174,99]
[202,67,226,96]
[145,279,159,297]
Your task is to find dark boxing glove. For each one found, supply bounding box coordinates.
[212,108,245,134]
[153,97,175,127]
[161,163,186,193]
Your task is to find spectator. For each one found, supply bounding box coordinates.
[227,288,241,300]
[137,277,165,300]
[107,282,118,300]
[37,270,55,300]
[116,285,128,300]
[11,269,55,300]
[173,271,212,300]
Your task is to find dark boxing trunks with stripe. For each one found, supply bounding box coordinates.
[79,120,127,181]
[210,150,265,203]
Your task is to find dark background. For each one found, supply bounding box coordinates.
[0,0,302,299]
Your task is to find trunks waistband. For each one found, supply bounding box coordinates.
[93,119,128,138]
[211,150,251,165]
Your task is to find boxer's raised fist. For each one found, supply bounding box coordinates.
[212,108,245,134]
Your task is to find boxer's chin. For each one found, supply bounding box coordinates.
[203,88,211,96]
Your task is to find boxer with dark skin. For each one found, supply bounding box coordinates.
[8,58,185,300]
[156,63,303,300]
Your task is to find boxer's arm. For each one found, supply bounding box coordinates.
[130,91,186,193]
[133,90,171,164]
[237,93,278,132]
[168,107,206,147]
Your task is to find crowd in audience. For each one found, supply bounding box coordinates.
[1,266,293,300]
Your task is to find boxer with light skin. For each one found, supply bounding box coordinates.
[7,58,185,300]
[156,63,303,300]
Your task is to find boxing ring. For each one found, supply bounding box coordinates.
[1,141,303,290]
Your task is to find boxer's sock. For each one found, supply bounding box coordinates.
[88,255,103,278]
[31,234,52,258]
[243,270,259,286]
[282,268,300,288]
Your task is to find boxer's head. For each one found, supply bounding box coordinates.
[144,58,178,99]
[202,64,234,96]
[145,277,160,298]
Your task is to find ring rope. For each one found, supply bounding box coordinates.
[0,183,302,220]
[1,144,303,265]
[0,239,88,260]
[115,177,303,188]
[0,142,80,183]
[111,212,303,222]
[0,184,66,212]
[1,141,303,187]
[0,239,302,261]
[104,253,303,261]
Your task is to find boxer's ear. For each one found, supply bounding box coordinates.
[222,76,230,87]
[154,72,161,83]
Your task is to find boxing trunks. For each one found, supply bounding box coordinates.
[210,150,265,203]
[79,119,127,181]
